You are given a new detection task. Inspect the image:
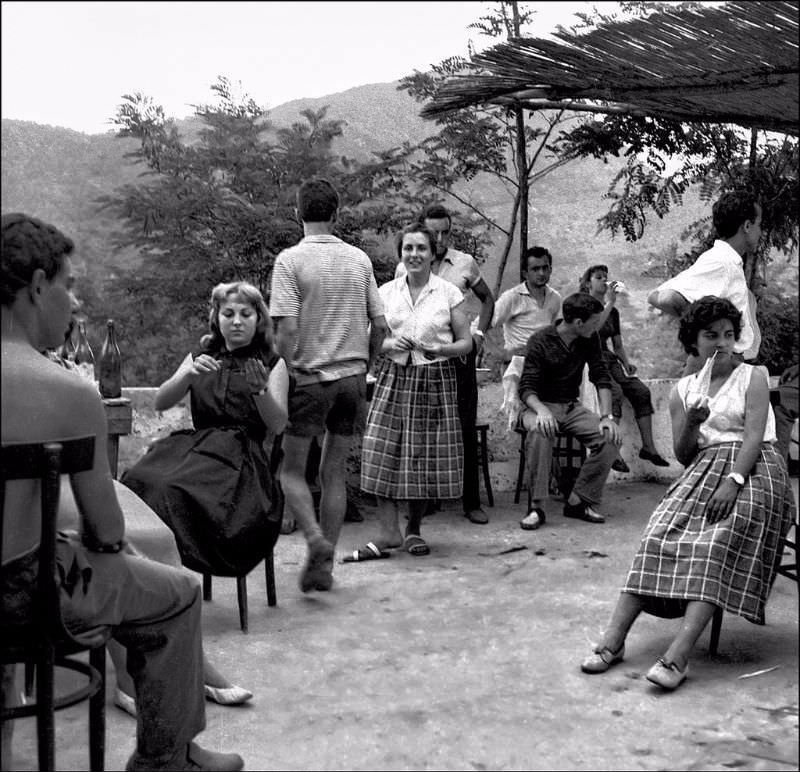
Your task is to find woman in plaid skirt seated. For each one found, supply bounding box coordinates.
[580,296,794,690]
[346,224,472,561]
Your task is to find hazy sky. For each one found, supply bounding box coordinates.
[1,1,616,135]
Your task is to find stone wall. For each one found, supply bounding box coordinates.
[119,380,682,490]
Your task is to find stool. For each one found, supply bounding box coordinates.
[475,423,494,507]
[514,425,587,507]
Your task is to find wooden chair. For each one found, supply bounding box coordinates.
[201,435,283,633]
[514,424,587,509]
[1,436,111,772]
[475,423,494,507]
[708,522,798,655]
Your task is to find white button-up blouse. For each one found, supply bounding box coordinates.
[379,273,464,366]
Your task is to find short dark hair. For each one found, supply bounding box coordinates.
[712,191,760,239]
[419,203,451,228]
[561,292,604,323]
[524,246,553,268]
[578,264,609,293]
[1,213,74,306]
[678,296,742,356]
[395,223,437,261]
[297,178,339,223]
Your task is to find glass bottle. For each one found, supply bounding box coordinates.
[58,320,77,362]
[73,320,96,385]
[99,319,122,398]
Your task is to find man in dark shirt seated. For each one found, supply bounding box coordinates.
[517,293,621,528]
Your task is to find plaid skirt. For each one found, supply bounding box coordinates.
[623,442,794,624]
[360,358,463,500]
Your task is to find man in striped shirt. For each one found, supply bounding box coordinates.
[271,179,387,593]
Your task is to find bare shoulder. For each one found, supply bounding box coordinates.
[1,347,104,444]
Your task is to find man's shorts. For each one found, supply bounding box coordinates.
[287,374,366,438]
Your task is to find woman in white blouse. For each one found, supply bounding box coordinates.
[347,224,472,561]
[580,296,793,691]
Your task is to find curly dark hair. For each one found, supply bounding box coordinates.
[1,213,74,306]
[578,264,609,294]
[678,296,742,356]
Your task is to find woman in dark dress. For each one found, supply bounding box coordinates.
[122,281,289,577]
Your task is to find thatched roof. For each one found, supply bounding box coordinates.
[421,1,799,136]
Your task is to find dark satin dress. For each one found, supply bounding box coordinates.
[121,343,283,575]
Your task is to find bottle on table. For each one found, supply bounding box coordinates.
[73,320,96,386]
[99,319,122,398]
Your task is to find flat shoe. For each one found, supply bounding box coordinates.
[611,457,630,473]
[520,507,545,530]
[464,508,489,524]
[342,542,391,563]
[580,643,625,674]
[204,684,253,705]
[646,657,689,690]
[114,687,137,718]
[563,501,605,523]
[639,449,670,467]
[403,534,430,556]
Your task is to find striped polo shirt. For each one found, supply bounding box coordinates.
[270,235,384,385]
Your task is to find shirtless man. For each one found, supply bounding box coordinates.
[1,213,243,771]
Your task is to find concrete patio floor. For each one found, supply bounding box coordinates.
[5,479,798,771]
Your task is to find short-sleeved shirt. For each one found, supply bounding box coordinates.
[270,235,384,385]
[655,240,757,356]
[492,282,562,352]
[395,247,483,323]
[518,324,612,405]
[379,273,463,366]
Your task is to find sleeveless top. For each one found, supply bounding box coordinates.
[674,363,777,448]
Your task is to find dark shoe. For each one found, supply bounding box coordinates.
[126,741,244,771]
[563,500,605,523]
[646,657,689,690]
[464,508,489,524]
[520,507,545,530]
[611,457,630,473]
[580,643,625,674]
[299,536,335,593]
[639,449,670,467]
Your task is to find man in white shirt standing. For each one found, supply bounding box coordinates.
[493,246,563,362]
[396,204,495,524]
[647,190,762,368]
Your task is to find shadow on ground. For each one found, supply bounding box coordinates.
[6,480,798,771]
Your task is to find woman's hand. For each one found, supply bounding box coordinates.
[245,357,269,394]
[416,341,441,360]
[189,354,221,378]
[705,478,740,523]
[685,401,710,426]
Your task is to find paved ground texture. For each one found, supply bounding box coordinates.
[5,480,798,771]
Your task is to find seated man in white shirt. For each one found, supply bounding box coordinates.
[493,246,563,362]
[648,190,762,369]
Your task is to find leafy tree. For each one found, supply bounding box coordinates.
[96,77,395,384]
[377,0,580,293]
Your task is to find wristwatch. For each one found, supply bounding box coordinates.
[726,472,745,487]
[474,329,485,338]
[601,414,614,421]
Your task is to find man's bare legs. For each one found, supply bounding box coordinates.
[280,433,334,591]
[317,431,353,548]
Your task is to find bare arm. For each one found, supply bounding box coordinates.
[247,357,290,435]
[273,316,298,367]
[648,288,690,318]
[471,277,495,357]
[368,315,388,371]
[68,387,125,548]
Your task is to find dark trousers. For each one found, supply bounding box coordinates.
[454,343,480,512]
